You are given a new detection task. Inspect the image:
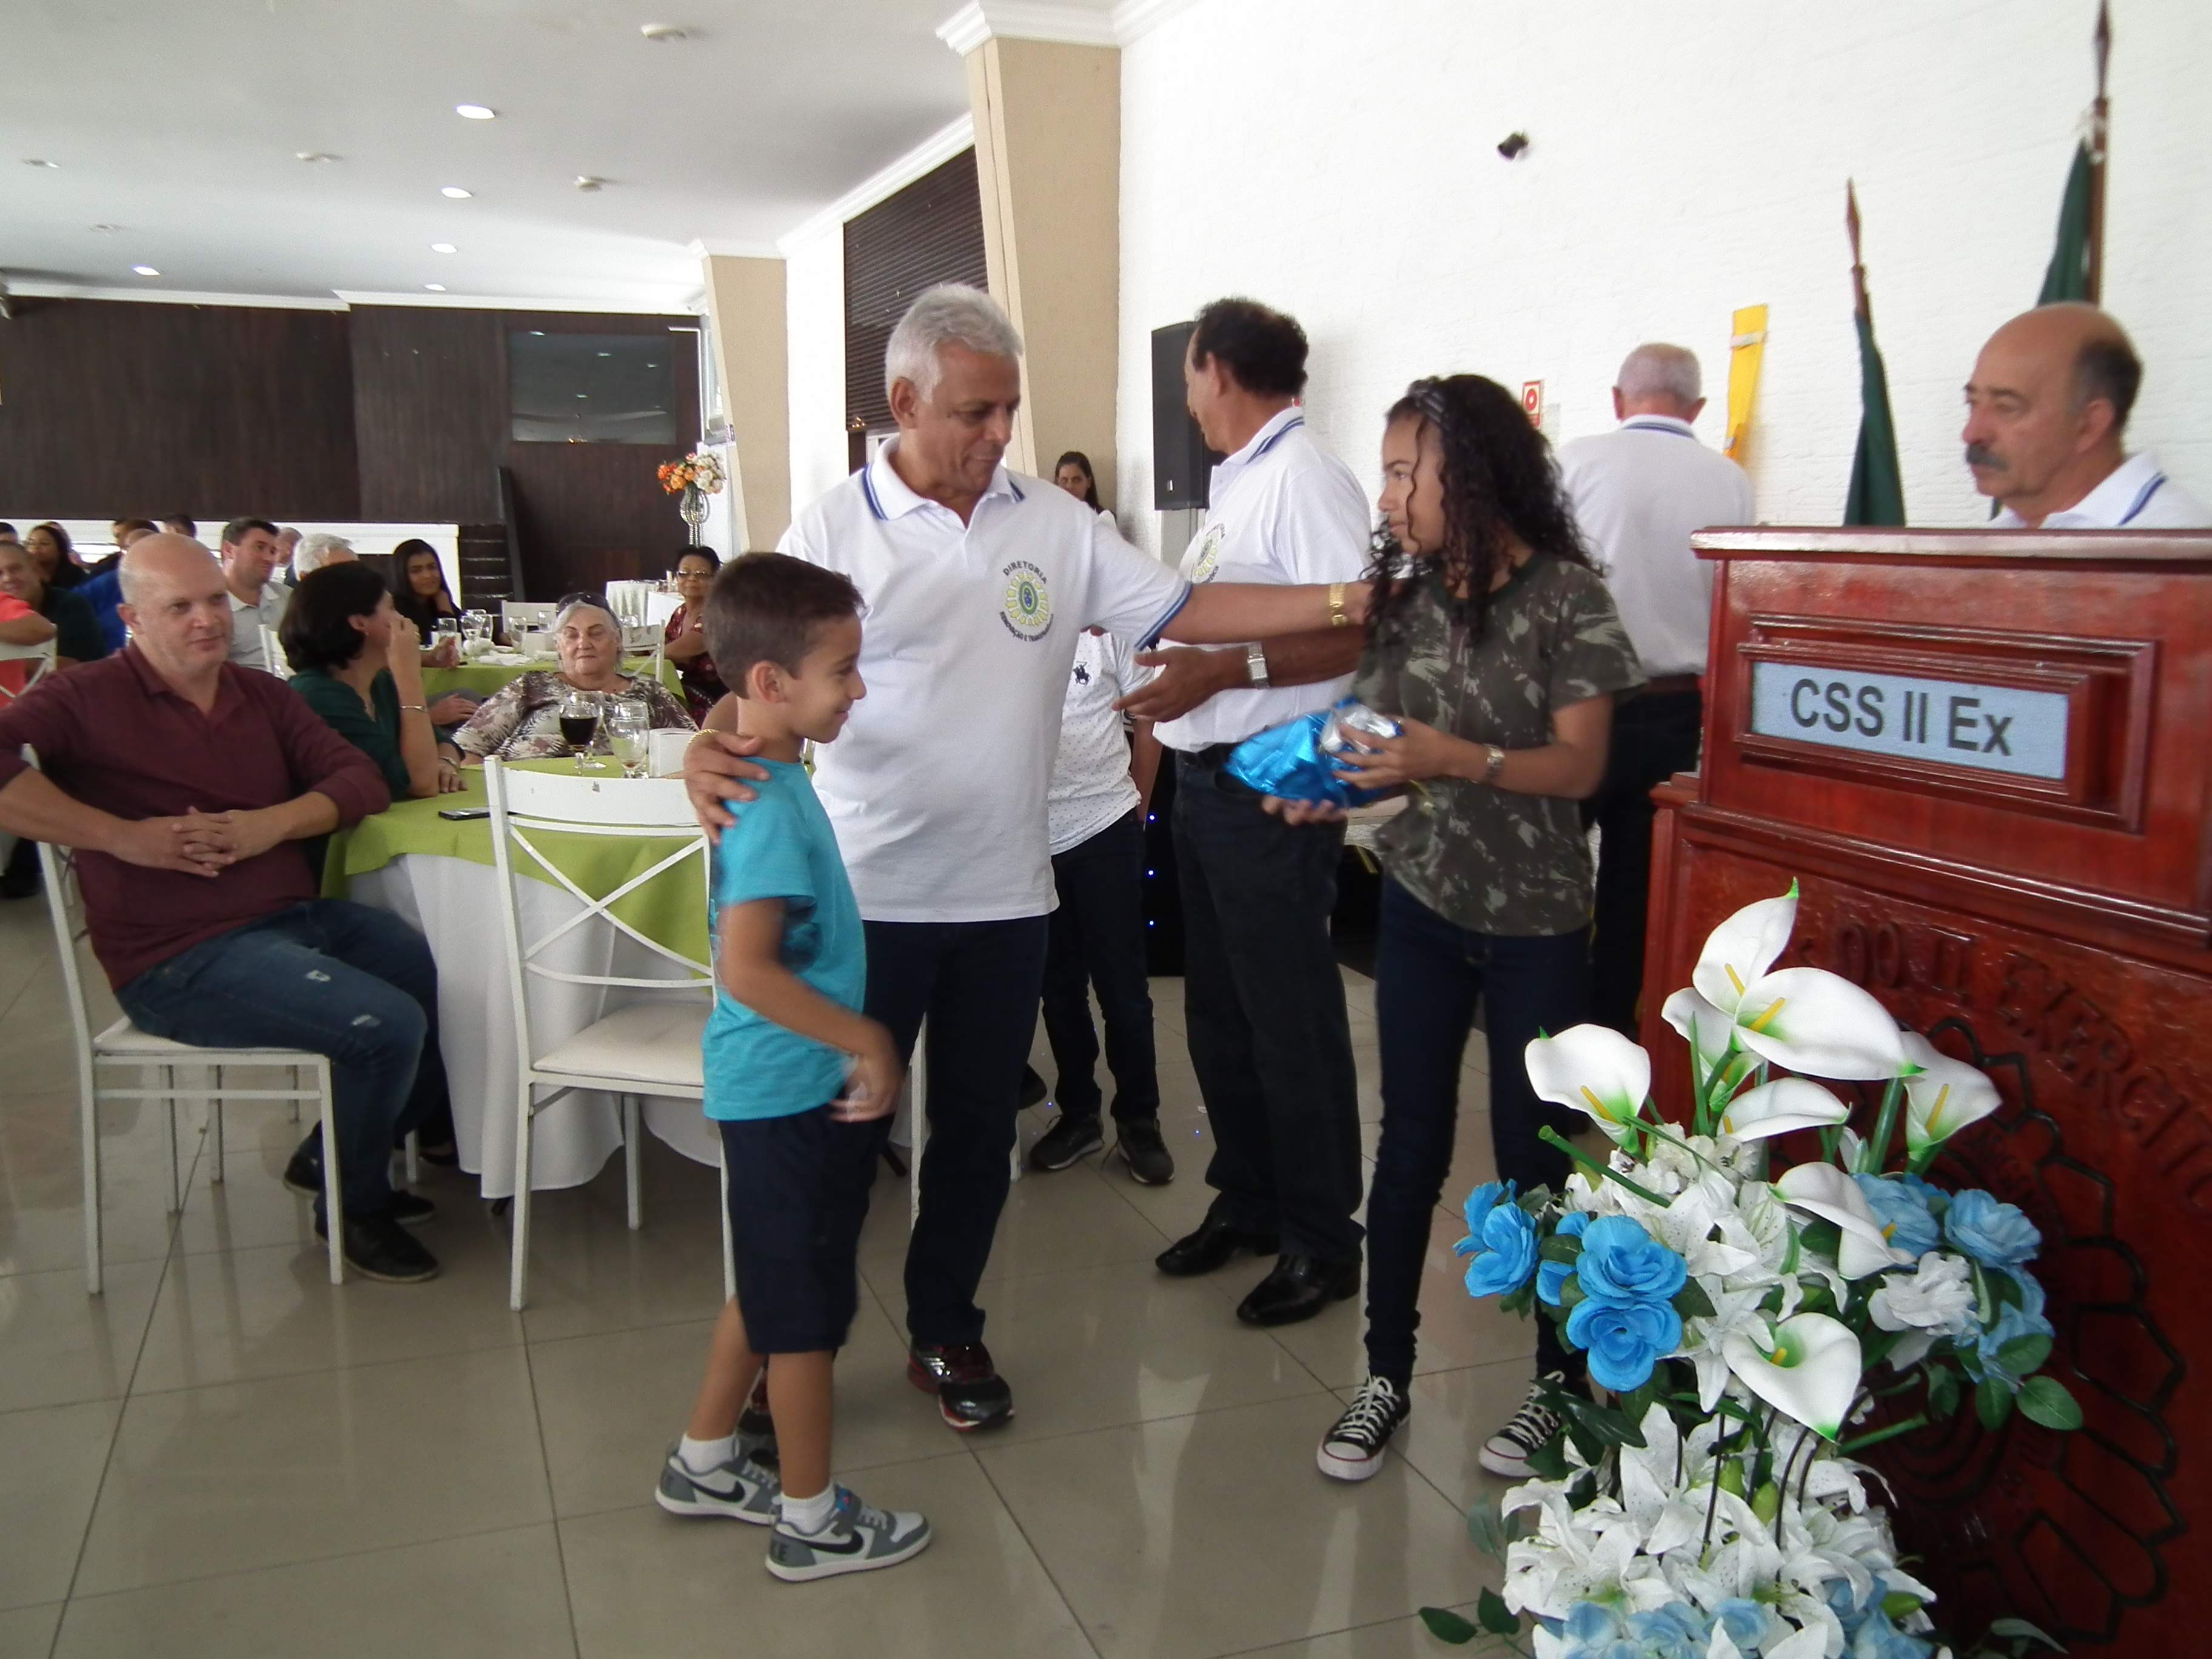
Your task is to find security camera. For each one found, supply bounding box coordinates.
[1496,132,1530,161]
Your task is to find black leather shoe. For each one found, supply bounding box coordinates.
[1156,1214,1279,1278]
[1236,1253,1361,1327]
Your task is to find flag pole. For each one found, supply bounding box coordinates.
[2085,0,2111,303]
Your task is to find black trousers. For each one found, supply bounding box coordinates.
[863,915,1050,1348]
[1171,751,1363,1264]
[1039,810,1159,1124]
[1584,689,1703,1038]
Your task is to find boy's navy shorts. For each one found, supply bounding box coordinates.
[719,1108,885,1353]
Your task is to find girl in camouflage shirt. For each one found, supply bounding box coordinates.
[1284,377,1644,1486]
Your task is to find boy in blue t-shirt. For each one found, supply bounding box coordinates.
[652,552,930,1581]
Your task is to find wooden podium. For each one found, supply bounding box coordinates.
[1644,528,2212,1655]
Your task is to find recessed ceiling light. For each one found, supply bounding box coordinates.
[132,265,160,276]
[455,104,496,120]
[440,186,473,199]
[574,175,606,192]
[576,393,589,399]
[596,350,612,357]
[89,223,122,233]
[295,151,341,163]
[22,158,60,168]
[645,361,659,367]
[430,242,457,253]
[424,283,447,292]
[640,23,689,41]
[530,330,546,336]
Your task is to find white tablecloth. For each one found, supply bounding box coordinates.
[350,853,721,1199]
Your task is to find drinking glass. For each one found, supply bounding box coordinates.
[607,699,651,779]
[558,689,602,773]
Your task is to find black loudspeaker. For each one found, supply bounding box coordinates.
[1151,321,1223,512]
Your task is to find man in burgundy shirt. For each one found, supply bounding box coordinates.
[0,535,449,1284]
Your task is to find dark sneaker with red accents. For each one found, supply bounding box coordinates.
[906,1341,1014,1431]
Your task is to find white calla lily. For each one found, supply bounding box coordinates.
[1900,1032,2001,1156]
[1732,967,1909,1081]
[1716,1077,1852,1142]
[1692,886,1798,1017]
[1775,1162,1913,1278]
[1721,1312,1863,1438]
[1662,985,1734,1088]
[1524,1024,1651,1147]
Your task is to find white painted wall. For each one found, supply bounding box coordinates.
[784,226,851,520]
[1114,0,2212,554]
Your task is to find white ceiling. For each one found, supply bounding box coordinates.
[0,0,1121,312]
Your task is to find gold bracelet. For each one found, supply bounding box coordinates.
[1327,581,1349,628]
[399,703,427,712]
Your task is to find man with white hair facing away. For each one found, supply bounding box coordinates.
[291,532,356,579]
[680,284,1373,1436]
[1558,343,1751,1040]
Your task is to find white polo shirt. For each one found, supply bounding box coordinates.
[779,443,1190,923]
[227,582,290,671]
[1557,415,1754,680]
[1152,406,1373,754]
[1048,629,1144,856]
[1992,450,2211,530]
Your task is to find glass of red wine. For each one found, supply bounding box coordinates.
[558,688,603,773]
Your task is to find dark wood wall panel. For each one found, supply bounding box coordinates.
[504,444,697,601]
[844,149,987,432]
[349,306,506,523]
[0,299,359,519]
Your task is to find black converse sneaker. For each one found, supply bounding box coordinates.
[1478,1372,1568,1479]
[1316,1375,1411,1481]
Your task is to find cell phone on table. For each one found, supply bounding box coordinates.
[437,806,492,821]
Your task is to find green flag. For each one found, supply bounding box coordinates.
[2038,141,2095,303]
[1845,311,1905,526]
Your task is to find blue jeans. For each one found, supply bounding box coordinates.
[115,900,449,1216]
[1366,879,1590,1386]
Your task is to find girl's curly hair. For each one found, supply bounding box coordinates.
[1363,374,1590,647]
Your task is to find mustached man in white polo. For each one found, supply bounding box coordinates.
[1557,343,1752,1041]
[683,286,1370,1435]
[1119,298,1374,1331]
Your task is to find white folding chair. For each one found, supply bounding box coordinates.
[0,637,56,703]
[24,749,345,1292]
[485,759,724,1309]
[258,622,290,677]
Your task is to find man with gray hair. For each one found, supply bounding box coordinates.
[680,284,1372,1436]
[1558,343,1752,1039]
[291,533,357,579]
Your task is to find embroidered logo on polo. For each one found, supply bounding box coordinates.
[1185,523,1226,583]
[999,560,1053,642]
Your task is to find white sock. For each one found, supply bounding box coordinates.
[778,1484,839,1534]
[679,1433,735,1474]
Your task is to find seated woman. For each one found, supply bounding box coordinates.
[280,562,464,800]
[452,593,693,763]
[391,538,463,638]
[0,537,108,669]
[25,523,88,592]
[661,547,729,722]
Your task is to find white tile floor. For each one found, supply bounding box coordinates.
[0,893,1535,1658]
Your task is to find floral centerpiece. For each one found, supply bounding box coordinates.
[657,449,725,544]
[1424,885,2077,1659]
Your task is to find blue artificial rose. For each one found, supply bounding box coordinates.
[1627,1604,1711,1659]
[1565,1296,1683,1392]
[1964,1301,2056,1387]
[1574,1215,1689,1305]
[2000,1265,2046,1322]
[1943,1189,2040,1268]
[1854,1174,1942,1257]
[1454,1180,1517,1256]
[1538,1211,1594,1306]
[1712,1598,1770,1653]
[1846,1609,1936,1659]
[1557,1603,1632,1659]
[1463,1198,1540,1298]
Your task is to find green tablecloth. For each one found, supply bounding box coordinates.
[323,759,708,960]
[422,656,680,701]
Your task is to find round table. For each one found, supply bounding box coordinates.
[324,762,718,1198]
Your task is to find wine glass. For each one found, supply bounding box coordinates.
[558,689,602,773]
[607,699,651,779]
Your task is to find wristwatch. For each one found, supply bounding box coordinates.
[1245,641,1271,688]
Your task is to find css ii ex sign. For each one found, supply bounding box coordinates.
[1748,662,2066,780]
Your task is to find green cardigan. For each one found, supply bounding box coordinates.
[289,668,412,798]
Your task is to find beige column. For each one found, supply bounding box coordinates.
[699,253,793,547]
[961,36,1120,500]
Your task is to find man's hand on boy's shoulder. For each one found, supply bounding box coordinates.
[685,728,773,843]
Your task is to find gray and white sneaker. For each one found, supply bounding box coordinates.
[766,1486,933,1583]
[654,1440,780,1524]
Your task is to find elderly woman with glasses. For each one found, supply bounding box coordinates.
[451,594,694,763]
[660,546,729,722]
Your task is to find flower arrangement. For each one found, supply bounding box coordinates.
[656,450,725,497]
[1423,885,2077,1659]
